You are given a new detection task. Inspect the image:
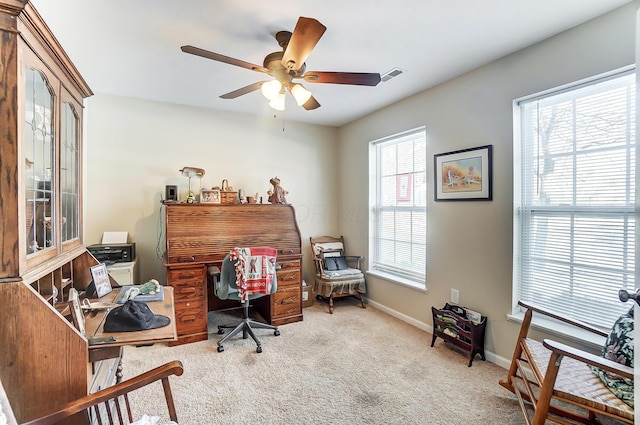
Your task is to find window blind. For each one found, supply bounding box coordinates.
[515,69,635,330]
[369,128,427,285]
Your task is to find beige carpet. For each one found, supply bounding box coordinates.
[121,299,524,425]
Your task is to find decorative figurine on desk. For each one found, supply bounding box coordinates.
[267,176,288,204]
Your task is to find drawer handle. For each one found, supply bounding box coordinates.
[279,249,294,254]
[281,275,294,281]
[181,315,196,322]
[178,256,195,262]
[178,271,197,278]
[179,288,196,294]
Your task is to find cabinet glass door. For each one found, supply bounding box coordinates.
[60,103,79,243]
[24,68,55,255]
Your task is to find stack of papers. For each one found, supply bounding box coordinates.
[115,285,164,304]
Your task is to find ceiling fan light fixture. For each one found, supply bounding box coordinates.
[261,80,282,101]
[268,91,286,111]
[290,83,312,106]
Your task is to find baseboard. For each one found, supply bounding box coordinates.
[366,299,512,370]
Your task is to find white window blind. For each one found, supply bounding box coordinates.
[515,69,635,330]
[369,128,427,285]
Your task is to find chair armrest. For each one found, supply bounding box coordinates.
[312,257,324,275]
[543,339,633,379]
[22,361,184,425]
[518,301,608,338]
[344,255,363,269]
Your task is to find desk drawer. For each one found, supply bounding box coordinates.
[276,268,300,286]
[174,299,207,335]
[167,267,205,283]
[272,284,301,318]
[278,260,301,269]
[170,278,205,302]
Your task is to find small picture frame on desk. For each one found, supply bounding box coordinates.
[68,288,85,335]
[200,188,221,204]
[90,263,112,298]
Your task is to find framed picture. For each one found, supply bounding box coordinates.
[68,288,85,335]
[90,263,112,298]
[200,188,221,204]
[434,144,493,201]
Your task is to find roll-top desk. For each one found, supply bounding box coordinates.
[164,203,304,345]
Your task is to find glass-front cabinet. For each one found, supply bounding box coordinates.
[18,41,88,272]
[24,67,56,255]
[0,0,91,281]
[61,102,81,244]
[0,2,95,423]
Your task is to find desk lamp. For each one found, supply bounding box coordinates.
[179,167,205,203]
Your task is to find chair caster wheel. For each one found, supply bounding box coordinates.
[274,329,280,336]
[217,345,224,353]
[217,327,225,335]
[256,346,263,353]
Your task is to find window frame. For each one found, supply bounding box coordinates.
[368,127,427,290]
[512,66,636,332]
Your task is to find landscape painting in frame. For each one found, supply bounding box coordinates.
[434,145,493,201]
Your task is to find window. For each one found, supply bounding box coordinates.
[514,68,635,330]
[369,127,427,287]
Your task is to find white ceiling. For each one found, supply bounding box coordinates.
[31,0,632,127]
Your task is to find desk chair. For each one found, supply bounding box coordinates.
[210,248,280,353]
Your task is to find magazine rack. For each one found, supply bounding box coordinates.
[431,303,486,367]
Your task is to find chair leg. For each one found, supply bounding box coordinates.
[216,302,280,353]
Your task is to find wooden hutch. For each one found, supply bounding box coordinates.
[0,2,102,423]
[164,203,304,345]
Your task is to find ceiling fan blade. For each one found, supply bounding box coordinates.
[181,45,269,73]
[220,81,266,99]
[303,71,381,86]
[301,95,321,110]
[281,17,326,71]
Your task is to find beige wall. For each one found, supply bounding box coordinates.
[337,1,638,366]
[83,95,339,284]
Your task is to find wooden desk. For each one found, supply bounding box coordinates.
[84,286,178,347]
[164,203,304,345]
[82,287,177,384]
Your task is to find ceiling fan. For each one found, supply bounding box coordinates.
[181,17,381,111]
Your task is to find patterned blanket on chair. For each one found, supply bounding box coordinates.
[230,247,277,302]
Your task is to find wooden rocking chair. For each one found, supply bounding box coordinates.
[499,301,634,425]
[2,361,184,425]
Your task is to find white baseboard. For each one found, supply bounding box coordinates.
[366,299,512,370]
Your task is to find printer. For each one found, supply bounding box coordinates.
[87,243,136,264]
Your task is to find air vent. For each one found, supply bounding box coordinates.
[381,67,405,82]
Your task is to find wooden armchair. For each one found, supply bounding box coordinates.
[7,361,184,425]
[310,235,366,314]
[499,301,633,425]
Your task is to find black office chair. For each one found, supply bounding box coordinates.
[210,248,280,353]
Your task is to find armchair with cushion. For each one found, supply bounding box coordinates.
[310,235,366,314]
[499,297,635,425]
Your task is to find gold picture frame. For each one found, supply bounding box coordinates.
[200,188,221,204]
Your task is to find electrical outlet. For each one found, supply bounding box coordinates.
[451,288,459,304]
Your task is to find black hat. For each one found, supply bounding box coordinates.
[103,300,170,332]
